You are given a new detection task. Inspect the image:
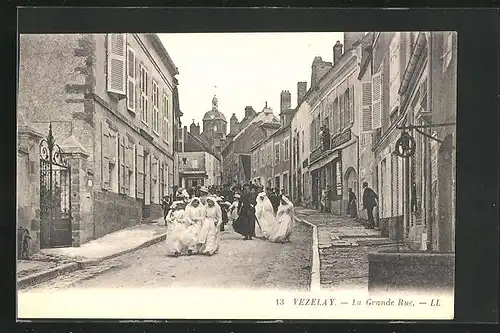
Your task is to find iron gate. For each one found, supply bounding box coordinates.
[39,124,72,248]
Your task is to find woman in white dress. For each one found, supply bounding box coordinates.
[183,197,206,255]
[199,196,223,255]
[269,195,295,243]
[164,201,187,257]
[254,192,277,239]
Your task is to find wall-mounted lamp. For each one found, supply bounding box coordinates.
[182,157,187,165]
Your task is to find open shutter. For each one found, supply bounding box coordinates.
[372,71,382,129]
[119,135,126,194]
[109,130,117,164]
[107,34,126,96]
[349,86,354,124]
[125,138,131,193]
[334,99,340,134]
[136,145,145,199]
[101,122,110,189]
[127,47,136,112]
[361,81,373,132]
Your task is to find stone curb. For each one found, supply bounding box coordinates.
[17,262,80,290]
[17,232,168,290]
[295,216,321,292]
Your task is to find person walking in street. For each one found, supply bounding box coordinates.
[161,195,172,224]
[198,196,222,256]
[228,193,240,225]
[347,188,358,218]
[254,191,277,239]
[234,183,256,240]
[269,195,295,243]
[199,186,209,205]
[217,196,230,232]
[164,201,187,257]
[362,182,378,229]
[183,197,206,255]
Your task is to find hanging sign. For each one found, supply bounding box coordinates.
[395,131,416,158]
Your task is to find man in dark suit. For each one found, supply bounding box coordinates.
[362,182,378,229]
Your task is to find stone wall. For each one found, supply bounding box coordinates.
[92,191,141,239]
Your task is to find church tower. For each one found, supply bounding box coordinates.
[201,95,227,153]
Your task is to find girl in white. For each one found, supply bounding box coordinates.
[269,195,295,243]
[228,194,240,225]
[164,201,187,257]
[183,197,206,255]
[199,196,223,255]
[254,192,277,239]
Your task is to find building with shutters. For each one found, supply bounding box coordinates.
[18,33,180,247]
[177,124,222,188]
[359,31,457,252]
[300,33,371,214]
[250,95,292,192]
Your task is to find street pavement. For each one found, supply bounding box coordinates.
[295,208,397,292]
[20,222,312,292]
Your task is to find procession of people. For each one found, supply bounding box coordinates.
[161,183,296,257]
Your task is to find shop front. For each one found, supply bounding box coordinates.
[309,149,342,213]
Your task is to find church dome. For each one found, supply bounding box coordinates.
[203,94,227,122]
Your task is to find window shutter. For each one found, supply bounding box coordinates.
[107,34,127,96]
[127,47,136,112]
[349,86,354,124]
[119,136,126,194]
[109,130,117,163]
[136,145,145,199]
[372,71,382,129]
[152,156,158,181]
[101,122,110,189]
[361,81,373,132]
[125,139,131,193]
[334,99,340,134]
[135,59,141,110]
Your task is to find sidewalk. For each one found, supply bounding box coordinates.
[17,218,168,289]
[295,207,399,291]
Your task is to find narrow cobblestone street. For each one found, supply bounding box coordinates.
[20,222,312,292]
[295,207,397,292]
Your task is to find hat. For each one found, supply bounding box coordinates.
[234,194,241,199]
[199,186,209,193]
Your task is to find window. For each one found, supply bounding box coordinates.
[333,98,340,134]
[126,46,136,112]
[284,137,290,161]
[139,65,149,124]
[191,159,198,169]
[128,143,135,197]
[152,80,159,134]
[107,34,126,96]
[283,173,289,195]
[162,94,170,143]
[109,130,118,192]
[274,143,280,164]
[443,32,453,72]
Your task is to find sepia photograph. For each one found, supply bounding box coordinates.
[17,30,456,320]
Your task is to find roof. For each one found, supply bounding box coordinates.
[184,131,221,161]
[233,111,279,142]
[203,109,227,122]
[147,34,179,76]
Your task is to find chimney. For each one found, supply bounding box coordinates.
[297,81,307,105]
[190,119,200,136]
[280,90,291,114]
[333,41,343,65]
[230,113,239,134]
[343,32,366,51]
[311,56,332,88]
[245,106,256,118]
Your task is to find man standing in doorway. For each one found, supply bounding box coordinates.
[362,182,378,229]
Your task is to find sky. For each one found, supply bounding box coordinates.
[159,32,343,131]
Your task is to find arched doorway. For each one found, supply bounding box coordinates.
[344,167,358,215]
[437,134,453,252]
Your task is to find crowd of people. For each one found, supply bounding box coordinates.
[160,183,295,257]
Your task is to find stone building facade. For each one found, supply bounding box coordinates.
[18,33,179,248]
[358,31,456,251]
[178,126,222,188]
[221,105,279,186]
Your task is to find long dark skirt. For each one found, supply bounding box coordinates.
[348,201,358,218]
[233,213,256,237]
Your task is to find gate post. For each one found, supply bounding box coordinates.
[61,136,90,247]
[17,115,43,254]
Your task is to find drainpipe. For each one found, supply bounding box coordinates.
[351,131,361,220]
[426,32,433,251]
